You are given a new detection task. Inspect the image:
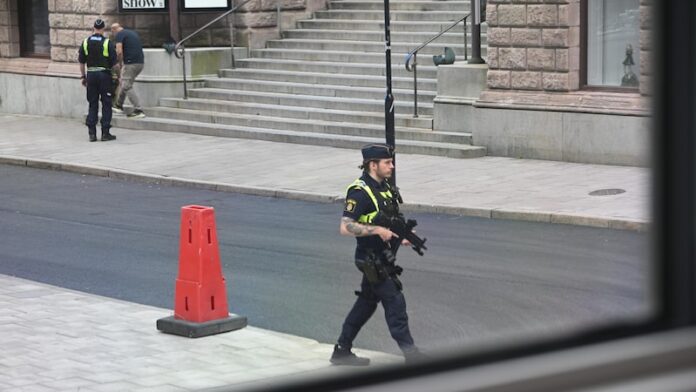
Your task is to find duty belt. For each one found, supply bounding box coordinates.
[87,67,110,72]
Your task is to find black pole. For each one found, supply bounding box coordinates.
[469,0,485,64]
[383,0,397,187]
[169,0,181,42]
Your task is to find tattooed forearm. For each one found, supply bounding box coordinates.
[341,217,377,237]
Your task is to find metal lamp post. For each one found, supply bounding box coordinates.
[383,0,397,187]
[469,0,485,64]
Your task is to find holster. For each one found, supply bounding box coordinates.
[355,251,383,284]
[355,249,403,286]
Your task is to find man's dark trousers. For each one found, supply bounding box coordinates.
[338,275,415,351]
[85,71,113,135]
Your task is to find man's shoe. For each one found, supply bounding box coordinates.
[101,133,117,141]
[89,134,97,142]
[330,345,370,366]
[112,104,124,114]
[403,348,429,365]
[127,109,145,119]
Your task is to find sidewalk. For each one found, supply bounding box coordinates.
[0,274,399,391]
[0,114,649,230]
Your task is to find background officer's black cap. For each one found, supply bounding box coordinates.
[361,143,393,160]
[94,19,106,29]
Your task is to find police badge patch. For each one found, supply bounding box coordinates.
[345,199,357,212]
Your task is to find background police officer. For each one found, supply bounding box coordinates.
[78,19,117,142]
[331,143,423,366]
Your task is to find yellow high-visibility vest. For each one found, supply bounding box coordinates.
[346,178,393,224]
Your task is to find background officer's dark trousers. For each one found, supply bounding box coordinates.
[338,275,415,352]
[85,71,113,136]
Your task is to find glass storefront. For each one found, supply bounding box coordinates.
[587,0,640,87]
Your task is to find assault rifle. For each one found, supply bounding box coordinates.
[372,187,428,256]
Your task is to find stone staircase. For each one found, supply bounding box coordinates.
[114,0,487,159]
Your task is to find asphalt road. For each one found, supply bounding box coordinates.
[0,164,651,355]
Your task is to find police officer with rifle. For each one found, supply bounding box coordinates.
[331,143,427,366]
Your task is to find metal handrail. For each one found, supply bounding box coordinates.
[404,13,470,118]
[174,0,253,99]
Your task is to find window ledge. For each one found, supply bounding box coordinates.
[0,58,80,78]
[475,89,651,117]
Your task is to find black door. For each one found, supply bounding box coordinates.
[18,0,50,57]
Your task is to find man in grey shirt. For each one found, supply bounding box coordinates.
[111,23,145,118]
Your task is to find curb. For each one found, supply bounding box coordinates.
[0,155,648,232]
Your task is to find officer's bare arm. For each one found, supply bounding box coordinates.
[340,217,378,236]
[340,217,396,241]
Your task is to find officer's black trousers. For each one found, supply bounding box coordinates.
[338,275,415,352]
[85,71,113,135]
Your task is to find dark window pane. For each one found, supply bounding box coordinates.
[19,0,50,56]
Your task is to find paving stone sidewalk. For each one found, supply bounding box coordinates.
[0,274,400,391]
[0,114,650,230]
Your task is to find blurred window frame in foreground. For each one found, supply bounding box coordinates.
[253,1,696,391]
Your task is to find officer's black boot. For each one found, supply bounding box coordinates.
[330,344,370,366]
[88,128,97,142]
[101,132,116,141]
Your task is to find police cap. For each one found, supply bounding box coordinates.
[94,19,106,29]
[361,143,393,160]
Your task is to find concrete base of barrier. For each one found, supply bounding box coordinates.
[156,314,247,338]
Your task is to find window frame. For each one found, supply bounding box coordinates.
[16,0,50,59]
[580,0,642,92]
[255,1,696,390]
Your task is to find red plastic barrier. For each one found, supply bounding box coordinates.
[174,205,230,323]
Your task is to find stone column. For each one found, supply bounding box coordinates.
[50,0,103,62]
[486,0,580,92]
[0,0,20,58]
[639,0,652,96]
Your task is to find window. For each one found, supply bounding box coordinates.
[17,0,50,57]
[586,0,640,88]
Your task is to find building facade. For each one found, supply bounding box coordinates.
[435,0,651,165]
[0,0,322,61]
[0,0,652,166]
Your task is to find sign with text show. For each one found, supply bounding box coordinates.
[119,0,167,12]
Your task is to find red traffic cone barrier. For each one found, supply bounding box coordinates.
[157,205,246,337]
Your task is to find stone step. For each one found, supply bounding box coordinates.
[141,107,470,143]
[314,10,469,22]
[203,77,436,104]
[218,68,436,91]
[197,77,436,105]
[296,19,475,33]
[187,88,434,115]
[112,117,486,159]
[251,48,480,65]
[329,0,471,11]
[283,29,485,46]
[266,38,477,57]
[158,97,434,129]
[235,58,440,79]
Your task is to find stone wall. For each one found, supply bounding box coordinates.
[0,0,19,58]
[3,0,327,62]
[486,0,580,92]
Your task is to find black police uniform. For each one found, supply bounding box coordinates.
[78,21,117,140]
[335,144,416,357]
